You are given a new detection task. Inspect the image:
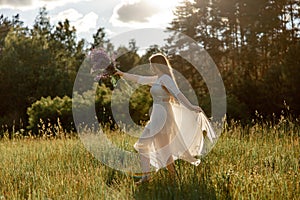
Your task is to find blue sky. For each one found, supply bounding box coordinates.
[0,0,187,43]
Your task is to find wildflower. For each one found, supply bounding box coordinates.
[89,47,118,82]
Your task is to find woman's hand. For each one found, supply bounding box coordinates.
[114,68,124,76]
[193,105,204,113]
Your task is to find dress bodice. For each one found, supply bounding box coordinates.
[150,83,170,103]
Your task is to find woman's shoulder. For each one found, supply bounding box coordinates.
[159,74,175,84]
[160,74,172,80]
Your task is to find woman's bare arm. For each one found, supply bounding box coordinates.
[116,69,157,85]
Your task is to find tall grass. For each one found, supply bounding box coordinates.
[0,118,299,199]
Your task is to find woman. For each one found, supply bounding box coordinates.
[115,53,214,184]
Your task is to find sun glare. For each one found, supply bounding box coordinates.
[110,0,194,28]
[151,0,190,10]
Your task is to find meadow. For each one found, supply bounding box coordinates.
[0,118,299,200]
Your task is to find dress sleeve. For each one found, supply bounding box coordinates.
[159,75,180,96]
[160,75,197,111]
[137,75,157,85]
[123,73,157,85]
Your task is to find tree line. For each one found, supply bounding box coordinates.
[0,8,83,130]
[167,0,300,121]
[0,0,299,134]
[0,8,159,133]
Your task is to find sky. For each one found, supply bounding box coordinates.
[0,0,188,46]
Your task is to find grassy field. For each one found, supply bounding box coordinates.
[0,119,299,200]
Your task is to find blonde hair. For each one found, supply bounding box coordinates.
[149,53,179,103]
[149,53,176,81]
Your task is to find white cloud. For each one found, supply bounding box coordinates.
[109,0,187,28]
[111,0,159,23]
[0,0,33,8]
[51,8,83,22]
[0,0,92,11]
[51,9,98,33]
[73,12,98,33]
[39,0,93,11]
[103,28,117,37]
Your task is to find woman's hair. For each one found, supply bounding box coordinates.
[149,53,179,102]
[149,53,176,80]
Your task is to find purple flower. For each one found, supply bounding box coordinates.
[89,47,118,82]
[90,48,112,73]
[94,71,111,81]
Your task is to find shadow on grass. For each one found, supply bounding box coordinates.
[133,161,221,200]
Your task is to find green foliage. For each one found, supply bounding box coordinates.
[26,83,153,133]
[116,40,140,72]
[138,45,164,65]
[167,0,300,121]
[90,27,113,51]
[261,42,300,118]
[225,94,251,123]
[0,8,85,129]
[27,96,73,134]
[129,85,153,124]
[95,83,152,128]
[94,84,113,126]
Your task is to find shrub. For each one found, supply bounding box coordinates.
[95,83,152,129]
[26,83,153,134]
[27,96,73,135]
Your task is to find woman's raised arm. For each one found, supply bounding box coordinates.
[115,69,157,85]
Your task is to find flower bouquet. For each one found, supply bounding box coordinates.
[89,47,118,84]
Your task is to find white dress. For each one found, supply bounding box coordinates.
[124,73,216,170]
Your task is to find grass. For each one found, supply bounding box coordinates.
[0,119,299,200]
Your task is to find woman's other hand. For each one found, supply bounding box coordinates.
[193,105,204,113]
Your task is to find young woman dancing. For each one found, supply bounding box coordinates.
[115,53,215,185]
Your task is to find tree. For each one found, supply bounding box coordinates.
[167,0,300,121]
[138,44,165,65]
[116,39,140,72]
[262,42,300,118]
[90,27,113,51]
[0,9,86,130]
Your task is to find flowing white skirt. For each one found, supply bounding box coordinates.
[134,102,216,170]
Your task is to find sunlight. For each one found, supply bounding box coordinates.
[110,0,194,28]
[150,0,193,10]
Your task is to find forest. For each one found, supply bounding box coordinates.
[0,0,299,135]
